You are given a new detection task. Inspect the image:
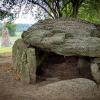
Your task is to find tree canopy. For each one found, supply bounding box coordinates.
[1,0,100,23]
[0,9,12,19]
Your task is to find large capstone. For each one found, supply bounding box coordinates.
[12,39,36,84]
[22,18,100,57]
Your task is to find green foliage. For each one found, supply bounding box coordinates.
[1,0,100,24]
[4,21,16,36]
[0,9,13,20]
[78,0,100,23]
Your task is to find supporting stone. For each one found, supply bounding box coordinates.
[12,39,36,84]
[91,58,100,84]
[78,57,92,79]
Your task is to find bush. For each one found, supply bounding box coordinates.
[5,21,16,36]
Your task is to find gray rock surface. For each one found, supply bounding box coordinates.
[12,39,36,84]
[22,18,100,57]
[78,57,92,78]
[33,78,100,100]
[91,63,100,84]
[0,72,100,100]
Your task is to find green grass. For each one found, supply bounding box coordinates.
[0,47,12,54]
[0,47,12,58]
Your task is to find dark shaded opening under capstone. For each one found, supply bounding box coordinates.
[35,49,93,83]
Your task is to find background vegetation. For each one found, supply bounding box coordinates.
[1,0,100,23]
[4,21,16,36]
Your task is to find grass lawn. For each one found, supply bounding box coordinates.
[0,47,12,53]
[0,47,12,57]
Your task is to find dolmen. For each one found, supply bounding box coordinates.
[12,18,100,84]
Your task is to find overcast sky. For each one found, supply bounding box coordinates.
[14,6,38,24]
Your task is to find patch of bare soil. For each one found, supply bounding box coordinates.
[0,55,34,100]
[0,54,100,100]
[0,55,64,100]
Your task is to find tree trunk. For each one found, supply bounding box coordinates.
[71,3,79,18]
[71,0,84,18]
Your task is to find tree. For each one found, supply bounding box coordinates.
[5,21,16,36]
[71,0,84,18]
[1,0,84,18]
[0,9,13,20]
[78,0,100,23]
[1,0,100,22]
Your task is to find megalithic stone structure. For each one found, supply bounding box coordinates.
[12,18,100,84]
[12,39,36,84]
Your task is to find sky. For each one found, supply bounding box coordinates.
[14,11,37,24]
[13,5,38,24]
[2,11,37,24]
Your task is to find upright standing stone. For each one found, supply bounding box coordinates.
[1,27,11,47]
[12,39,36,84]
[91,58,100,84]
[78,57,92,79]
